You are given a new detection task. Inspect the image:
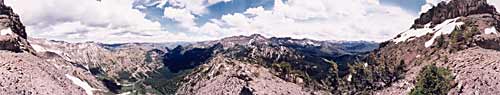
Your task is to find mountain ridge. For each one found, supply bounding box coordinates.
[1,0,500,95]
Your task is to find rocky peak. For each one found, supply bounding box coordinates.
[0,2,27,38]
[0,1,33,53]
[412,0,498,28]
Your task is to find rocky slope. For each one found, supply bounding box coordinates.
[165,34,379,94]
[0,2,104,95]
[25,34,378,95]
[0,0,33,53]
[28,38,178,94]
[364,0,500,94]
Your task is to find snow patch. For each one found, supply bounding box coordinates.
[0,28,13,35]
[31,44,46,52]
[65,74,96,95]
[393,23,433,43]
[392,17,463,48]
[117,92,132,95]
[485,27,498,34]
[248,38,255,45]
[425,18,464,47]
[306,40,320,46]
[31,44,63,54]
[347,74,352,82]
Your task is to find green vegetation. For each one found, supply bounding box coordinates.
[447,23,480,52]
[410,64,453,95]
[347,62,374,90]
[272,62,293,72]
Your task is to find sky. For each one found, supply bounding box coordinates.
[4,0,500,43]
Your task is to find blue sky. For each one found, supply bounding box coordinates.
[139,0,426,33]
[380,0,426,14]
[7,0,498,43]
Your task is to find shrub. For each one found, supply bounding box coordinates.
[410,64,453,95]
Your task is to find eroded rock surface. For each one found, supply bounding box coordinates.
[0,1,33,53]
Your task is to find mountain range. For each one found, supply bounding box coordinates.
[1,0,500,95]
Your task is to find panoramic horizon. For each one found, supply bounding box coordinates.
[7,0,495,43]
[2,0,500,95]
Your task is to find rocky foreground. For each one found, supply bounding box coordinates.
[373,0,500,94]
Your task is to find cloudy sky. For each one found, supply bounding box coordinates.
[4,0,500,43]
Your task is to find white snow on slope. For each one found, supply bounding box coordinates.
[31,44,47,52]
[0,28,13,35]
[393,23,433,43]
[392,17,464,48]
[65,74,96,95]
[425,18,464,47]
[485,27,498,34]
[31,44,63,55]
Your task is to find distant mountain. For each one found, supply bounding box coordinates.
[18,34,378,95]
[2,0,500,95]
[164,34,379,94]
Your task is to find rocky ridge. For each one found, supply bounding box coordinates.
[366,0,500,94]
[167,34,379,94]
[0,0,33,53]
[0,2,107,95]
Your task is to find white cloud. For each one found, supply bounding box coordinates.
[161,0,232,15]
[203,0,415,42]
[163,7,197,29]
[5,0,206,43]
[488,0,500,13]
[6,0,418,43]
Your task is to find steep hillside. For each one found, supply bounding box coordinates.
[0,2,105,95]
[0,0,33,53]
[364,0,500,94]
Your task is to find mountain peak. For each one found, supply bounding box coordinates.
[412,0,498,28]
[0,1,34,53]
[249,34,265,38]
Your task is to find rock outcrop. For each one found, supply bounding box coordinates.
[176,55,314,95]
[412,0,499,28]
[0,2,107,95]
[368,0,500,94]
[0,0,33,53]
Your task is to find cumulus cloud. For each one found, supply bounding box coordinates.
[160,0,232,15]
[201,0,415,42]
[6,0,419,43]
[163,7,197,29]
[4,0,208,43]
[488,0,500,13]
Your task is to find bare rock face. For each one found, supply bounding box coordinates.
[0,2,109,95]
[0,51,108,95]
[474,34,500,51]
[0,1,33,53]
[438,47,500,95]
[412,0,498,28]
[176,55,315,95]
[370,0,500,94]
